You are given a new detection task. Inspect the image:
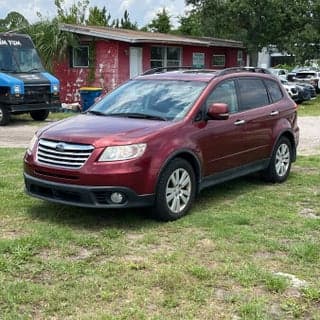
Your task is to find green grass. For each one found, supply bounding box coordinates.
[1,149,320,319]
[298,95,320,116]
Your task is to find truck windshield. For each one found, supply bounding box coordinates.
[0,40,44,73]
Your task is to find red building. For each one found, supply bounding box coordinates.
[56,24,246,103]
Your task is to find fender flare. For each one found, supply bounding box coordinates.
[155,148,203,194]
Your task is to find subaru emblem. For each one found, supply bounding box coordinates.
[56,143,65,152]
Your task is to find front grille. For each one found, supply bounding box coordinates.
[37,139,94,169]
[24,85,50,103]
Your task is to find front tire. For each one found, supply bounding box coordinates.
[153,158,196,221]
[0,105,10,126]
[30,109,49,121]
[263,136,292,183]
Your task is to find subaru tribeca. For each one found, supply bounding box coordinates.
[24,67,299,221]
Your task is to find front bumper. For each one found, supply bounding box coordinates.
[10,101,61,113]
[24,173,154,208]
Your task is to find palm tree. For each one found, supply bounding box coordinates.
[25,19,77,71]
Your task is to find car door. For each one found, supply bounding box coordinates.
[237,77,280,163]
[194,79,250,176]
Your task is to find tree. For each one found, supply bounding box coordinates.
[177,10,202,36]
[148,8,172,33]
[55,0,89,24]
[25,19,77,71]
[86,6,112,26]
[282,1,320,64]
[114,10,138,30]
[0,11,29,32]
[185,0,320,65]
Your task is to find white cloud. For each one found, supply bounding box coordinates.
[0,0,188,28]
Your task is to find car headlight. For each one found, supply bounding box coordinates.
[99,143,147,162]
[27,134,38,153]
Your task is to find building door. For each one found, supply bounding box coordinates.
[130,47,142,78]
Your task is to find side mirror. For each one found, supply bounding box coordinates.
[207,103,229,120]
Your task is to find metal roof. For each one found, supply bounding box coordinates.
[59,24,244,48]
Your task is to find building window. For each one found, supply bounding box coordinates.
[150,46,181,68]
[72,46,89,67]
[192,52,205,68]
[237,50,243,66]
[212,54,226,67]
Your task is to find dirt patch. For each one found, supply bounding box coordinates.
[297,116,320,156]
[0,123,50,148]
[299,208,320,219]
[1,229,26,240]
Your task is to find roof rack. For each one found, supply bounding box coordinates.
[142,66,196,75]
[141,66,271,77]
[217,67,271,76]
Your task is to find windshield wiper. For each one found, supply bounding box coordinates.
[0,68,18,73]
[26,68,41,73]
[109,112,167,121]
[87,110,107,116]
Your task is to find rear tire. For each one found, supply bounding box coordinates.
[0,105,10,126]
[30,109,49,121]
[153,158,196,221]
[263,136,292,183]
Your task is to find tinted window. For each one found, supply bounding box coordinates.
[265,79,283,103]
[206,80,238,113]
[238,78,269,110]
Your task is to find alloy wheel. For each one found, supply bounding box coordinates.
[165,168,191,214]
[275,143,290,177]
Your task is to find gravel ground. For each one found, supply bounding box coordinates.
[0,116,319,155]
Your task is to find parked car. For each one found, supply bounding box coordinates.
[24,67,299,221]
[280,79,299,101]
[268,68,288,81]
[295,83,311,104]
[288,68,320,93]
[272,72,315,104]
[296,82,317,100]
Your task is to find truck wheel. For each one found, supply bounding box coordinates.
[0,105,10,126]
[153,158,196,221]
[30,110,49,121]
[262,136,292,183]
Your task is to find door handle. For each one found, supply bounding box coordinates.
[270,110,279,116]
[234,119,245,126]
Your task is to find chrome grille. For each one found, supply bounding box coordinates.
[37,139,94,169]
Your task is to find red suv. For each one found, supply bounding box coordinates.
[24,67,299,221]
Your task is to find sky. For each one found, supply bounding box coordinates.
[0,0,192,28]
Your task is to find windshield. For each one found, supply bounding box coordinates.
[0,43,44,73]
[90,80,207,121]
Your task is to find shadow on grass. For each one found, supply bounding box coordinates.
[196,172,265,202]
[27,201,159,232]
[26,173,266,231]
